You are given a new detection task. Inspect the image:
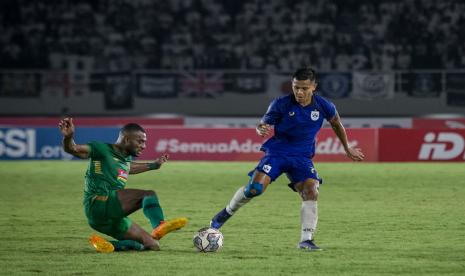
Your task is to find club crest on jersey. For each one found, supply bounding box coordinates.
[263,164,272,173]
[289,111,295,116]
[311,110,320,121]
[117,169,128,182]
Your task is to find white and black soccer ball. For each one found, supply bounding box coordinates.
[193,227,224,253]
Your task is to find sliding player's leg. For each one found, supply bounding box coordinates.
[117,188,187,240]
[121,221,160,250]
[88,214,154,252]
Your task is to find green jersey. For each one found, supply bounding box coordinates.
[83,142,132,204]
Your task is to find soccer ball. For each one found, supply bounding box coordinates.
[193,227,224,253]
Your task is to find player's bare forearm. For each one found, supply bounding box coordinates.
[62,136,76,154]
[59,118,89,159]
[62,136,89,159]
[329,113,365,161]
[129,154,169,174]
[329,114,350,152]
[129,162,159,174]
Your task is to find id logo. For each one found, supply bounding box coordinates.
[418,132,465,160]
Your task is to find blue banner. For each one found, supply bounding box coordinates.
[0,127,119,160]
[402,73,441,97]
[318,73,351,99]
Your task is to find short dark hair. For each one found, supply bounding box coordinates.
[121,123,145,133]
[292,67,317,82]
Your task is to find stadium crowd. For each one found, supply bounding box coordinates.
[1,0,464,71]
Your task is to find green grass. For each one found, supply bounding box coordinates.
[0,161,464,275]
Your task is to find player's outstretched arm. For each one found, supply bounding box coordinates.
[59,117,90,159]
[129,153,169,174]
[328,113,364,161]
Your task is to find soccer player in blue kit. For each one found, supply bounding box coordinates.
[210,67,365,250]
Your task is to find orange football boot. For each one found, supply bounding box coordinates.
[151,217,188,240]
[89,234,115,253]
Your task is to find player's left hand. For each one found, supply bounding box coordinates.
[346,147,364,161]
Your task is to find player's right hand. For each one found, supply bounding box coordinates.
[58,117,75,138]
[256,123,271,137]
[155,153,169,165]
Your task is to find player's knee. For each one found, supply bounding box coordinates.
[244,182,263,198]
[303,186,318,200]
[309,189,318,200]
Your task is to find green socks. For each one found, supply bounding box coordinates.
[110,240,144,251]
[142,195,165,228]
[106,195,164,252]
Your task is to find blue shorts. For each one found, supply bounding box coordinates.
[248,154,322,192]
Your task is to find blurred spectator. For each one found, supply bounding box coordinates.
[0,0,463,71]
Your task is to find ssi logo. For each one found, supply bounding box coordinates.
[0,128,73,159]
[0,129,36,158]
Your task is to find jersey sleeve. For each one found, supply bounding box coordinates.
[87,141,104,159]
[320,98,337,121]
[261,98,282,125]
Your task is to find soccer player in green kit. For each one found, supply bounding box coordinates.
[59,117,188,252]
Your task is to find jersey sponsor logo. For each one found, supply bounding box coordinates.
[263,164,272,173]
[289,111,295,116]
[418,132,465,160]
[311,110,319,121]
[117,169,128,182]
[94,161,102,174]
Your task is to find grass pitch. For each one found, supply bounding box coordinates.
[0,161,464,275]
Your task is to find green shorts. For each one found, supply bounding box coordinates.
[85,190,132,240]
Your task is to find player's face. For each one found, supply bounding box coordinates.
[292,78,317,105]
[126,131,147,157]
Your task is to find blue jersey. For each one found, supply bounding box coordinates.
[260,94,337,158]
